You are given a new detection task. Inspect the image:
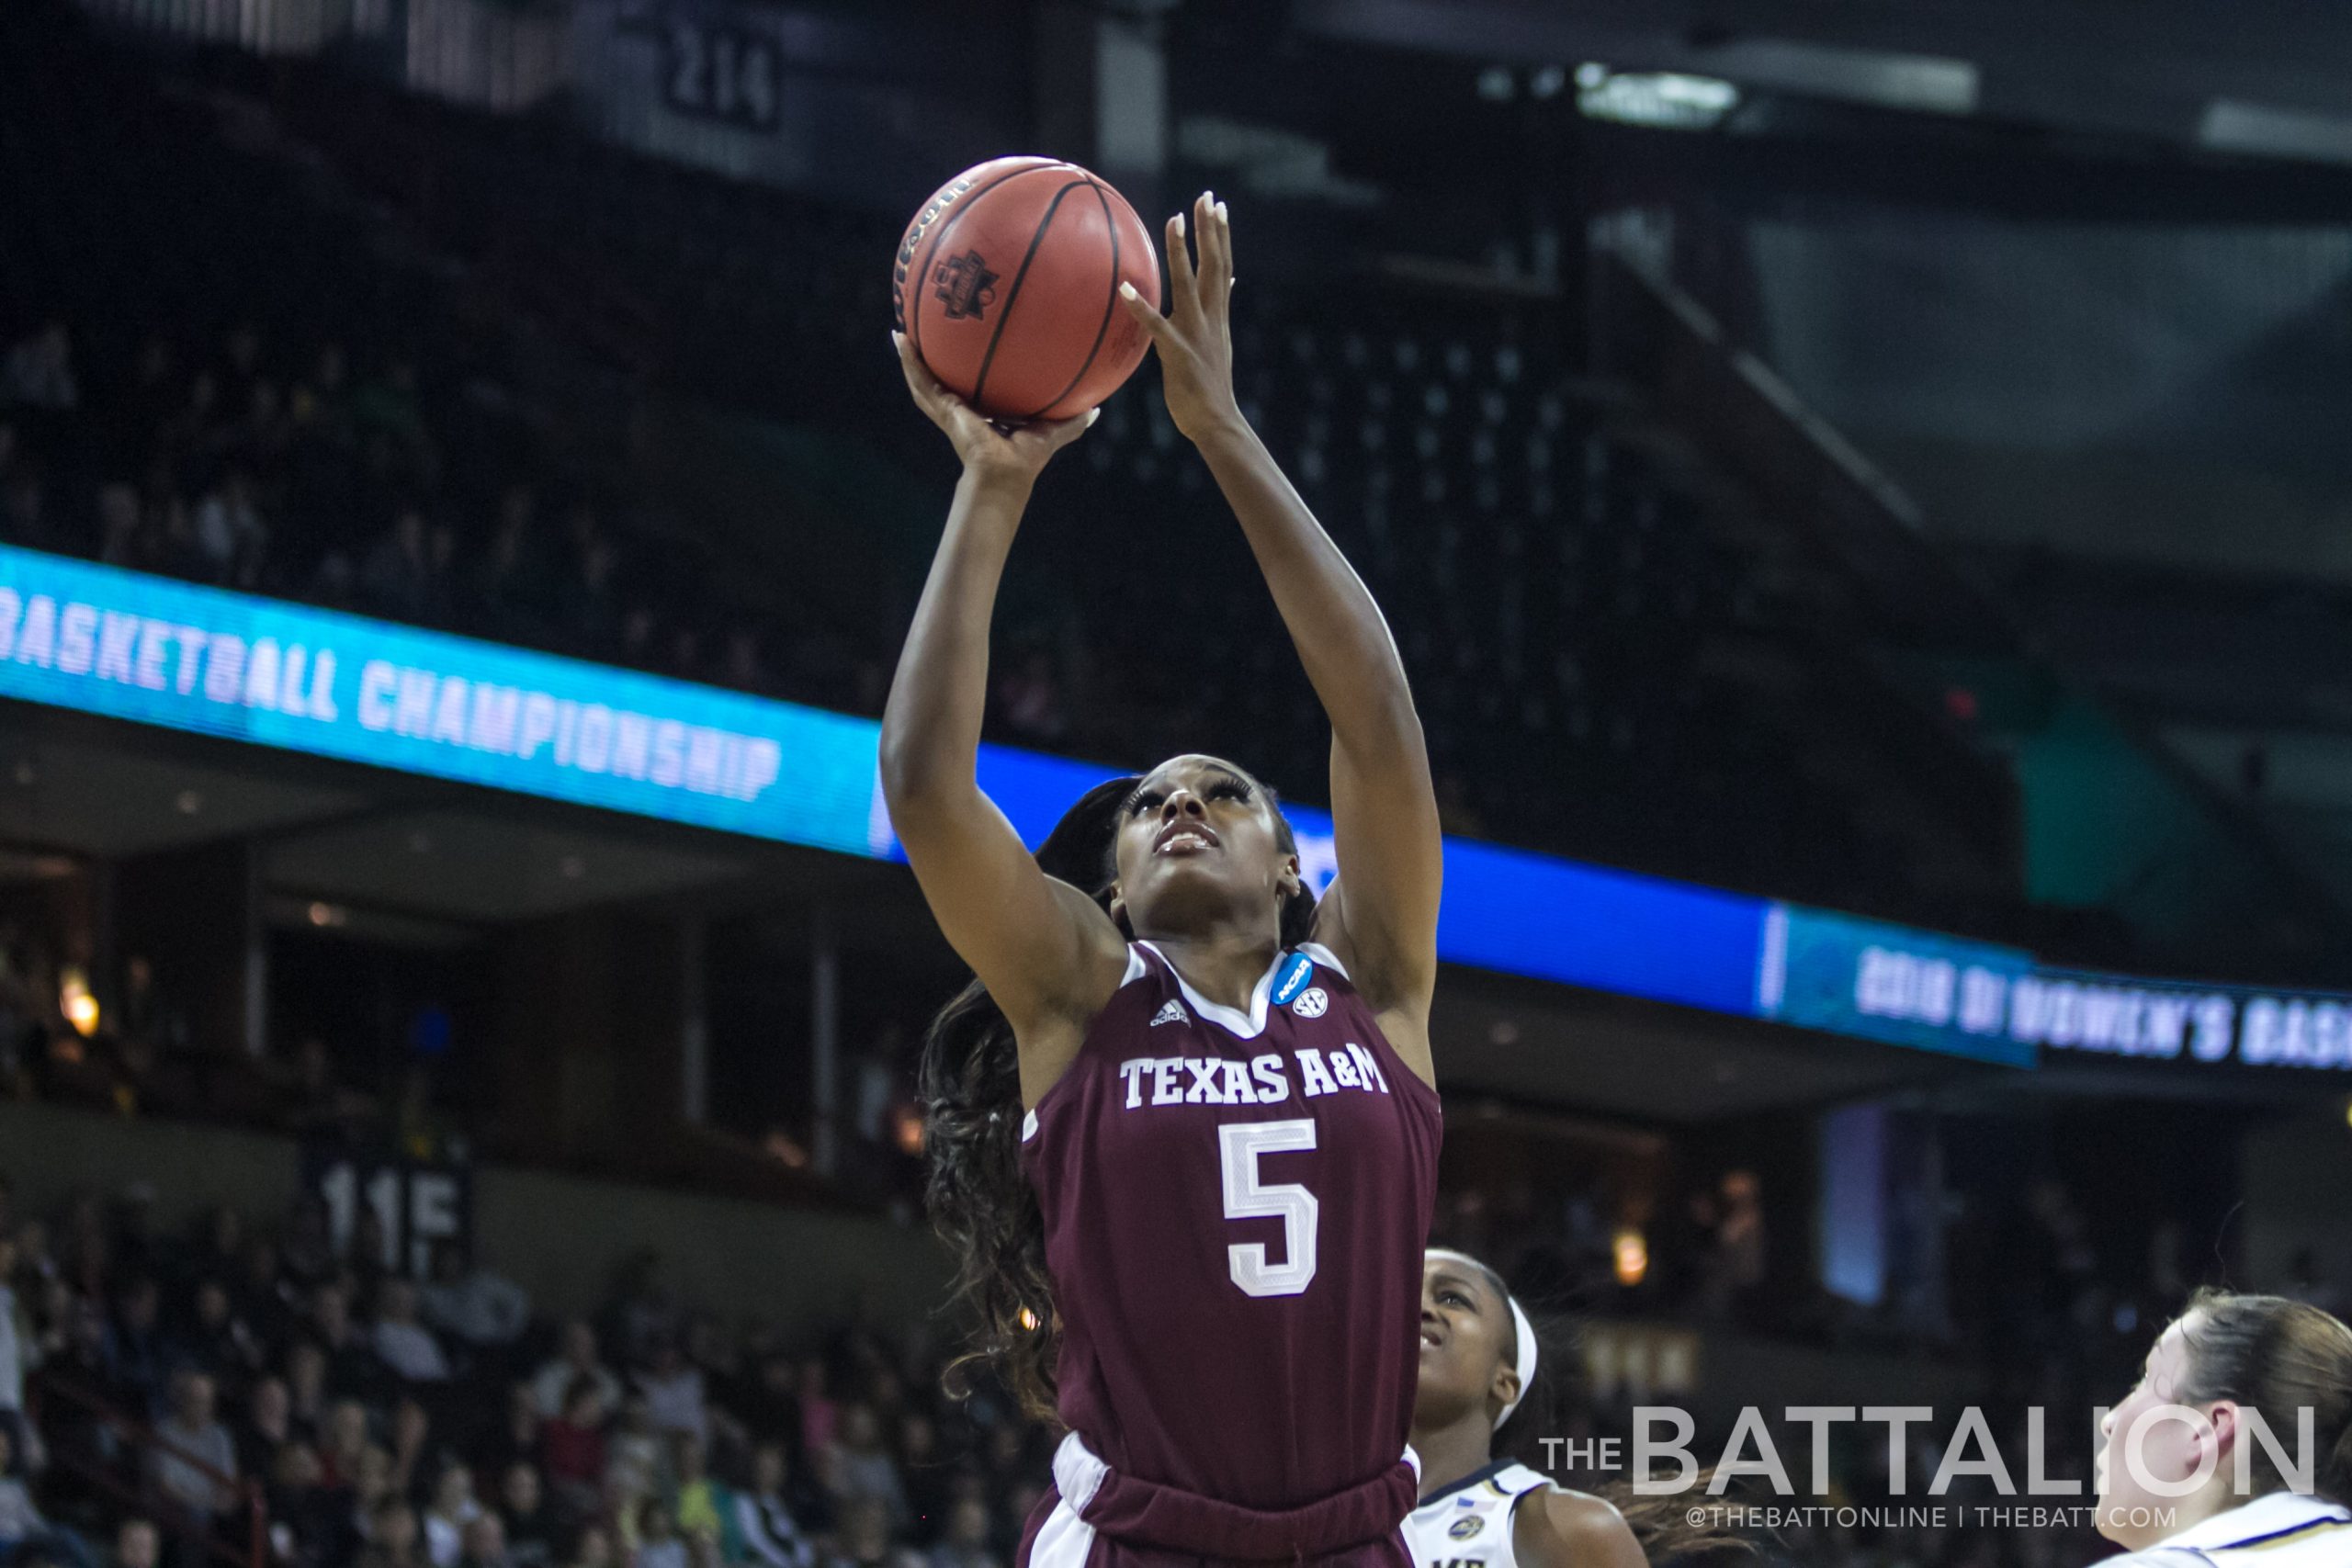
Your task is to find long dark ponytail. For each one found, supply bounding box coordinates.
[919,770,1318,1419]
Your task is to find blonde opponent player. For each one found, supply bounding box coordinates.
[2094,1291,2352,1568]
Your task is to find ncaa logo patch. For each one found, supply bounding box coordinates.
[1271,952,1315,1008]
[1448,1517,1485,1540]
[1292,987,1329,1019]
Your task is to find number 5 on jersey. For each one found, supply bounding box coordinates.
[1218,1119,1319,1297]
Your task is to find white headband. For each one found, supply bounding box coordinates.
[1428,1250,1539,1430]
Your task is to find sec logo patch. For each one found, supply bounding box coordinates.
[1448,1516,1485,1540]
[1292,987,1329,1018]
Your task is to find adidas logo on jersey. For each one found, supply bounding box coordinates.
[1149,999,1189,1028]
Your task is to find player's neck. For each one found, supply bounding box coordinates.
[1141,929,1282,1013]
[1411,1414,1498,1505]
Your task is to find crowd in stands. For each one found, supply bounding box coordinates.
[0,0,2027,934]
[0,314,860,713]
[0,1155,2266,1568]
[0,1177,1056,1568]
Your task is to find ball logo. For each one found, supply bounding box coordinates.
[1292,987,1329,1019]
[1448,1516,1485,1540]
[933,249,1000,321]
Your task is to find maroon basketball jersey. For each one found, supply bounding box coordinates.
[1022,940,1442,1511]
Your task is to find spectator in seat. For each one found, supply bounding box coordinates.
[727,1356,799,1469]
[0,468,51,552]
[151,1370,239,1527]
[237,1376,295,1480]
[0,1427,92,1568]
[266,1441,348,1568]
[561,1524,613,1568]
[110,1279,168,1417]
[94,483,142,567]
[349,1439,397,1540]
[422,1461,482,1568]
[820,1407,905,1534]
[819,1500,904,1568]
[110,1519,160,1568]
[191,468,267,587]
[35,1300,114,1479]
[666,1436,735,1562]
[231,1243,292,1353]
[632,1343,704,1446]
[531,1325,617,1424]
[469,1385,540,1483]
[733,1444,813,1568]
[1,322,78,412]
[496,1463,557,1568]
[629,1501,683,1568]
[894,1416,944,1542]
[420,1246,529,1358]
[605,1395,663,1505]
[169,1280,258,1393]
[312,1285,388,1401]
[372,1281,450,1386]
[359,1500,423,1568]
[793,1362,832,1460]
[539,1381,606,1514]
[317,1400,371,1492]
[362,511,438,625]
[457,1514,510,1568]
[923,1499,995,1568]
[386,1398,432,1505]
[284,1344,332,1447]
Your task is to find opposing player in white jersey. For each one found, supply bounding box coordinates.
[1407,1250,1645,1568]
[2095,1290,2352,1568]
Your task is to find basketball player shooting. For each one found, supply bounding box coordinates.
[880,191,1444,1567]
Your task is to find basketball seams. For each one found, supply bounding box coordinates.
[1014,176,1124,423]
[907,161,1071,372]
[968,175,1094,412]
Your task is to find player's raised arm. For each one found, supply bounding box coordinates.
[877,333,1129,1101]
[1118,195,1441,1084]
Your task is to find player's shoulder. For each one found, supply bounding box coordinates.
[1511,1485,1647,1568]
[1295,940,1358,990]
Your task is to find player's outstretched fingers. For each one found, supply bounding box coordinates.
[1117,281,1170,342]
[1164,211,1201,326]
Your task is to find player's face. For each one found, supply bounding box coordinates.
[1110,755,1299,938]
[1418,1255,1519,1429]
[2094,1318,2208,1547]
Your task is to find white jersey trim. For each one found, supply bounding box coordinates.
[1049,1431,1109,1517]
[1134,941,1286,1039]
[1025,1495,1097,1568]
[1298,941,1351,980]
[2130,1492,2352,1566]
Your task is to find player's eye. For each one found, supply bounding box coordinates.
[1126,790,1164,817]
[1437,1289,1469,1308]
[1206,779,1252,804]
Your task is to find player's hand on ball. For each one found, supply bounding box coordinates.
[1120,191,1242,444]
[895,330,1096,483]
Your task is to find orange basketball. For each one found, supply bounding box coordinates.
[893,156,1162,423]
